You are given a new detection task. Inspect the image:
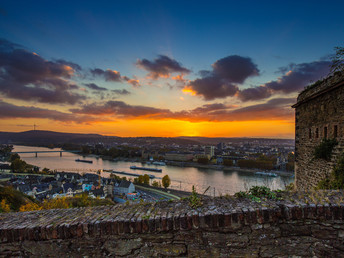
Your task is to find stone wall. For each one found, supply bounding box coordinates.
[293,72,344,189]
[1,192,344,257]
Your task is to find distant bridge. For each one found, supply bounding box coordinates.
[11,150,79,157]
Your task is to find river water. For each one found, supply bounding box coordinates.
[13,145,293,196]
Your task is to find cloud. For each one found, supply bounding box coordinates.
[90,68,122,82]
[122,76,140,87]
[136,55,190,79]
[167,98,293,122]
[184,76,239,101]
[83,83,108,91]
[238,61,331,101]
[71,100,171,118]
[0,100,92,123]
[90,68,140,87]
[70,97,294,122]
[185,55,259,100]
[212,55,260,83]
[0,38,86,104]
[112,89,131,95]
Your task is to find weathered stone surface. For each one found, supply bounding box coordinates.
[0,194,344,256]
[103,238,143,256]
[293,71,344,189]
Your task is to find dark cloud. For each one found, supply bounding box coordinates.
[90,68,140,87]
[84,83,108,91]
[237,86,272,102]
[185,76,239,100]
[136,55,190,79]
[238,61,331,101]
[122,76,140,87]
[0,100,92,123]
[0,39,86,104]
[71,100,171,118]
[112,89,131,95]
[212,55,259,83]
[185,55,259,100]
[90,68,122,82]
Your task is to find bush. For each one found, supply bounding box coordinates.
[317,153,344,189]
[234,186,278,202]
[0,186,34,212]
[152,180,160,187]
[314,138,338,161]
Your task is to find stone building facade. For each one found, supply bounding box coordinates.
[293,72,344,189]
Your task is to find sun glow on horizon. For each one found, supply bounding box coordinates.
[0,118,295,139]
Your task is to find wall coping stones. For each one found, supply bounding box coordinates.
[293,71,344,108]
[0,191,344,243]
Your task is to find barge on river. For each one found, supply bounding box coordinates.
[75,159,93,164]
[130,166,162,172]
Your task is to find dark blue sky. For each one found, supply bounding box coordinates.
[1,0,343,79]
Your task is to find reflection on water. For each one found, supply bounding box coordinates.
[13,145,293,196]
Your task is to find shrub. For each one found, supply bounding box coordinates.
[314,138,338,161]
[234,186,278,202]
[317,153,344,189]
[188,186,202,208]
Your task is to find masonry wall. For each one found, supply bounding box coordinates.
[294,72,344,189]
[1,193,344,257]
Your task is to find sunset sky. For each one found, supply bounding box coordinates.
[0,0,343,138]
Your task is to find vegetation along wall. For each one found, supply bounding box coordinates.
[1,191,344,257]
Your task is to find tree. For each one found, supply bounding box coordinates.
[11,158,28,173]
[143,174,150,185]
[9,153,20,162]
[223,159,233,166]
[162,175,171,189]
[330,46,344,74]
[197,157,209,164]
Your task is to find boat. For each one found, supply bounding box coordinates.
[130,166,162,172]
[104,170,156,179]
[255,171,277,177]
[152,161,166,166]
[75,158,93,164]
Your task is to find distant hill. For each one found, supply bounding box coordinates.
[0,130,105,145]
[0,130,294,146]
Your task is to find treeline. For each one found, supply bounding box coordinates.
[80,145,141,158]
[133,174,171,189]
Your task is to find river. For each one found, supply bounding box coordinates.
[13,145,293,196]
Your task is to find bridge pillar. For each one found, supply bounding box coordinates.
[60,151,62,157]
[35,152,38,157]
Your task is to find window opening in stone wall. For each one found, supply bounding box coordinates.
[316,128,319,138]
[324,127,328,139]
[309,128,312,139]
[334,125,338,138]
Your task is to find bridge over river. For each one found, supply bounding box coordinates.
[11,150,79,157]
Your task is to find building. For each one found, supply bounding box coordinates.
[164,152,194,162]
[292,71,344,189]
[114,180,135,195]
[204,146,215,158]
